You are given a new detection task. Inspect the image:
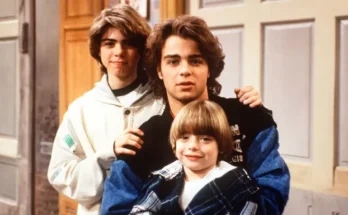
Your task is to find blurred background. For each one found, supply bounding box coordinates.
[0,0,347,214]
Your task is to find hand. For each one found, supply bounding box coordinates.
[234,85,262,108]
[113,128,144,156]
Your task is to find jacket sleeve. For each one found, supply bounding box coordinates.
[47,112,115,209]
[246,126,290,215]
[101,160,144,215]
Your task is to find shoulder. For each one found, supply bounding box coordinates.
[65,89,96,113]
[139,106,172,131]
[210,95,239,106]
[209,95,241,114]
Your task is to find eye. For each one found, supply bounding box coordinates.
[167,59,179,66]
[179,134,190,142]
[190,58,204,66]
[122,39,136,48]
[200,136,213,142]
[102,41,115,48]
[181,135,189,140]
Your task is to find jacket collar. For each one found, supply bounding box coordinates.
[151,160,183,181]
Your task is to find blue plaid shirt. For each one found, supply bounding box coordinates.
[131,161,260,215]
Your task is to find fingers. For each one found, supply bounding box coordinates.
[246,96,262,108]
[236,85,253,99]
[234,88,240,96]
[114,147,136,156]
[239,90,258,104]
[123,128,144,136]
[236,85,263,107]
[114,128,145,156]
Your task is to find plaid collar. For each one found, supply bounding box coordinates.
[151,160,183,181]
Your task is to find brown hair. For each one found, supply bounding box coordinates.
[89,4,151,80]
[145,15,225,101]
[169,100,235,162]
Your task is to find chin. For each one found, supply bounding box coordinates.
[177,95,199,104]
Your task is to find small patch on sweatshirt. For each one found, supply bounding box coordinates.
[64,134,75,148]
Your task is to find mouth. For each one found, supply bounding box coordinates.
[110,61,126,65]
[177,82,195,90]
[184,155,202,161]
[177,81,194,86]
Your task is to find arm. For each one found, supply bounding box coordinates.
[101,160,144,215]
[101,119,155,215]
[246,126,290,215]
[47,113,114,209]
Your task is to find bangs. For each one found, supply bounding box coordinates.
[173,104,219,139]
[169,100,235,160]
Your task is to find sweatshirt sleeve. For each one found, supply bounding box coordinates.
[246,126,290,215]
[47,112,115,209]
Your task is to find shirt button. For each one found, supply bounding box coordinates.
[124,110,131,115]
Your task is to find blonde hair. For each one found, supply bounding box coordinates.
[169,100,235,161]
[89,4,151,80]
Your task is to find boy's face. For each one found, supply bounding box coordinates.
[158,35,209,105]
[100,27,140,83]
[175,134,218,178]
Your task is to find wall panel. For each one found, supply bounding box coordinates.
[212,28,243,98]
[339,20,348,166]
[263,22,313,160]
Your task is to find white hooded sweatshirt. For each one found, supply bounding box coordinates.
[47,75,165,215]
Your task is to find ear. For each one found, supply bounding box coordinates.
[157,67,163,80]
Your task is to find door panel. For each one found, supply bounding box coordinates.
[0,40,18,138]
[64,29,99,108]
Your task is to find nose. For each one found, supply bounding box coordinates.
[187,137,199,151]
[179,61,192,77]
[112,43,124,56]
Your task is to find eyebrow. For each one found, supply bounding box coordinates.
[101,38,116,42]
[163,54,204,59]
[101,38,130,42]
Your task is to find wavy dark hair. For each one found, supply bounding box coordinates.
[145,15,225,100]
[89,4,151,81]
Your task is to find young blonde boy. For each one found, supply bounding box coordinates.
[130,100,265,214]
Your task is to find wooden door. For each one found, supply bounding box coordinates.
[59,0,104,214]
[189,0,348,214]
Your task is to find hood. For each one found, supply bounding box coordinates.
[88,74,155,107]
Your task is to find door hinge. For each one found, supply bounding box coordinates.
[20,22,29,54]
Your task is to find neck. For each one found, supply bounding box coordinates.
[183,165,216,182]
[167,99,185,116]
[107,73,137,90]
